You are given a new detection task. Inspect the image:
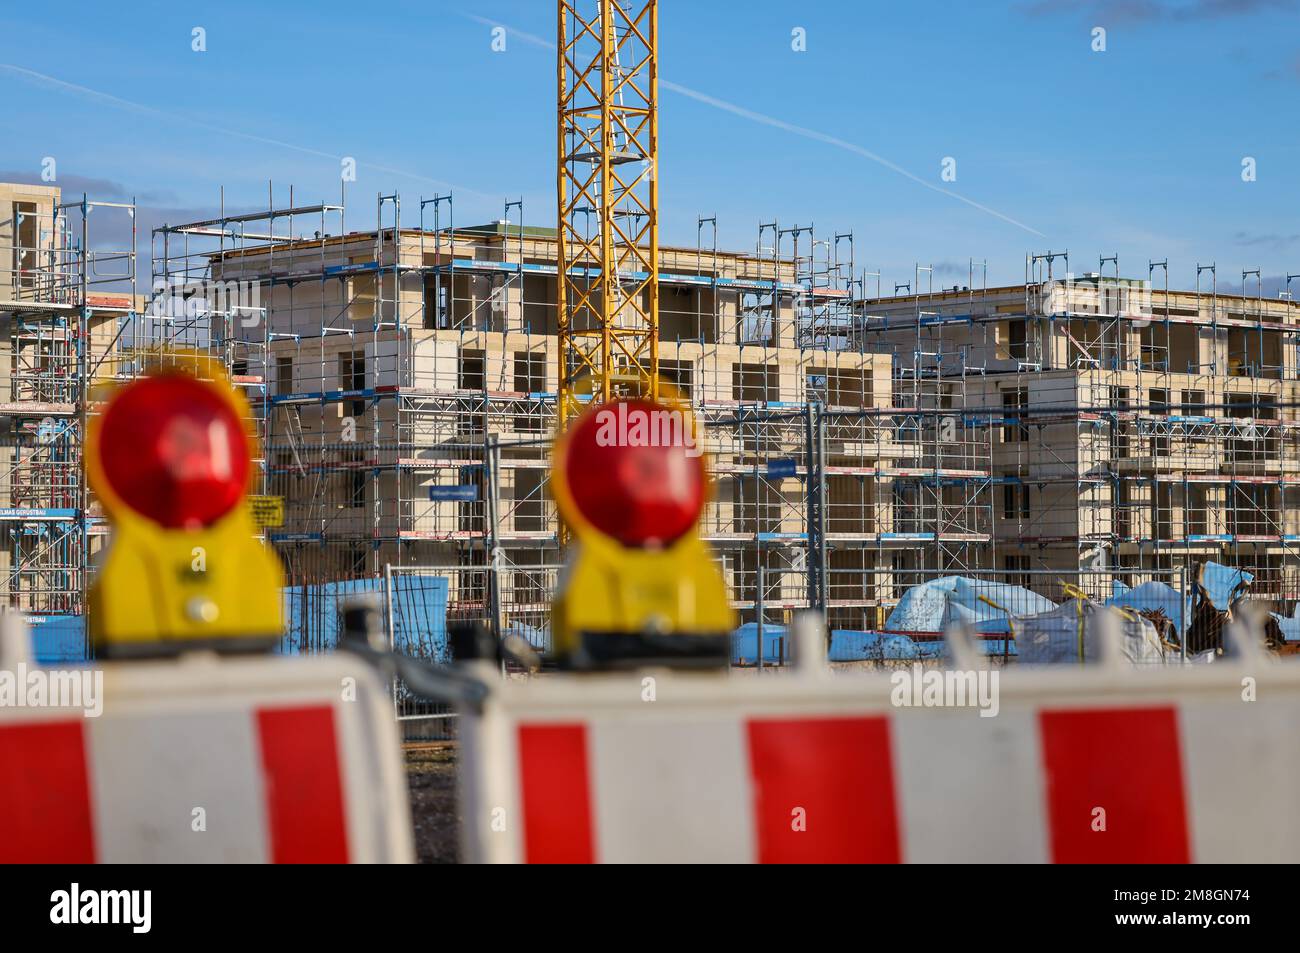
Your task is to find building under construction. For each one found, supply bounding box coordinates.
[5,178,1300,650]
[0,181,136,652]
[857,263,1300,604]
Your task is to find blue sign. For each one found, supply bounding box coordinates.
[766,458,798,479]
[429,484,479,502]
[0,507,78,521]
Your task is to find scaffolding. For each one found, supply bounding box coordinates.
[0,184,136,634]
[139,185,966,647]
[14,170,1300,656]
[188,184,1300,647]
[857,260,1300,615]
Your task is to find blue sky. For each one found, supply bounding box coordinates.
[2,0,1299,293]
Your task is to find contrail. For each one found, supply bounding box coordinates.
[463,13,1045,237]
[0,63,497,200]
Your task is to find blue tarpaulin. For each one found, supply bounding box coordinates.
[829,630,943,662]
[506,620,551,654]
[1200,562,1252,610]
[884,577,1055,633]
[280,578,387,654]
[279,576,449,659]
[1272,609,1300,643]
[1104,562,1252,633]
[387,576,449,661]
[732,623,1008,664]
[28,615,86,665]
[731,622,789,665]
[20,579,452,663]
[1108,580,1191,636]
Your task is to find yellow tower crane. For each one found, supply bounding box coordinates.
[556,0,660,425]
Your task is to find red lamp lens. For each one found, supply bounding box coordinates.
[563,398,705,547]
[97,373,250,529]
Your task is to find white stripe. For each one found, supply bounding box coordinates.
[893,708,1049,863]
[89,709,268,863]
[588,717,754,863]
[1181,696,1300,862]
[329,694,415,864]
[468,708,525,863]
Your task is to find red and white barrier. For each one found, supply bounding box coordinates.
[0,652,413,863]
[459,659,1300,863]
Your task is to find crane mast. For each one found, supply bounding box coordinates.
[556,0,660,426]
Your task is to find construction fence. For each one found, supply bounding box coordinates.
[373,559,1297,738]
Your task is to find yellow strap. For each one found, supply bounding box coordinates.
[1061,582,1088,601]
[1077,597,1086,664]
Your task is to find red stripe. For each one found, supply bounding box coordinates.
[518,724,594,863]
[256,706,349,863]
[1039,707,1190,863]
[0,720,96,862]
[747,716,901,863]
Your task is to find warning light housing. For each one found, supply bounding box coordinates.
[561,398,705,548]
[86,355,284,656]
[549,397,736,669]
[96,372,252,530]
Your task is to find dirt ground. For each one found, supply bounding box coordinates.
[404,744,460,864]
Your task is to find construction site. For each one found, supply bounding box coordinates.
[6,172,1300,661]
[0,0,1298,674]
[9,0,1300,878]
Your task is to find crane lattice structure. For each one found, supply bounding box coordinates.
[556,0,659,424]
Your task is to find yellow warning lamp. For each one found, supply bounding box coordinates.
[86,356,284,656]
[550,396,736,669]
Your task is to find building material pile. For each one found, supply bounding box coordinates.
[1015,597,1167,665]
[884,576,1055,634]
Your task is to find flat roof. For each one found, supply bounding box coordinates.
[206,224,783,265]
[860,282,1300,308]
